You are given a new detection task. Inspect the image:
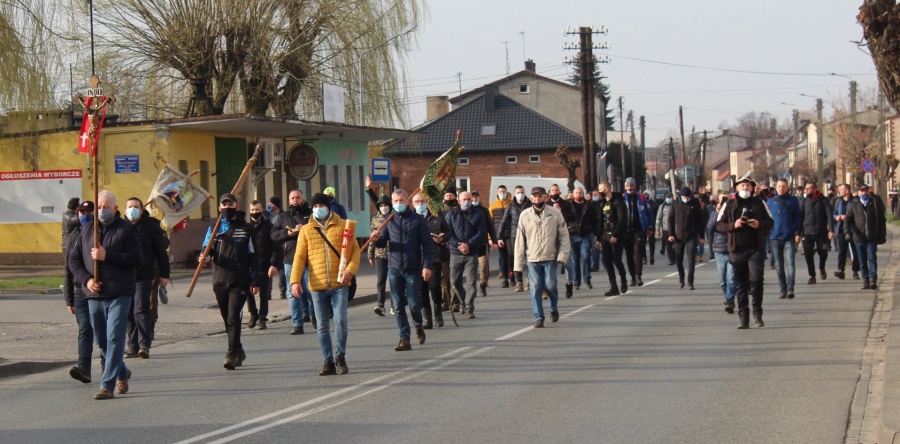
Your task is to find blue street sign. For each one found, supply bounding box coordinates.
[371,158,391,182]
[861,158,875,173]
[114,155,139,174]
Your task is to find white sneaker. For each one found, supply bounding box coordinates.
[390,306,396,315]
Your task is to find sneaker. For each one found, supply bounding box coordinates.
[124,348,139,359]
[138,346,150,359]
[394,337,411,351]
[415,326,426,345]
[290,326,304,335]
[374,305,385,316]
[808,276,816,285]
[248,314,258,329]
[68,365,91,384]
[834,271,845,280]
[335,354,349,375]
[534,319,544,328]
[319,359,337,376]
[585,281,592,289]
[787,290,795,299]
[94,388,114,400]
[258,319,267,330]
[604,289,621,297]
[390,306,396,315]
[515,282,523,292]
[550,310,559,323]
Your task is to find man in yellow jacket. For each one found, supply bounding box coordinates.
[291,193,360,376]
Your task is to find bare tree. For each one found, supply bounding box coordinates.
[858,1,900,111]
[554,144,581,193]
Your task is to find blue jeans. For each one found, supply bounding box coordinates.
[563,240,577,285]
[73,295,94,370]
[771,239,796,293]
[566,234,592,285]
[388,268,423,338]
[311,286,349,362]
[855,241,878,280]
[526,261,559,321]
[285,263,311,326]
[87,295,131,392]
[714,252,736,301]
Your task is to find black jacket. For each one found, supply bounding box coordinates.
[62,209,80,255]
[844,195,887,244]
[716,195,774,251]
[424,210,450,264]
[68,215,143,299]
[474,204,498,256]
[667,197,705,242]
[570,199,598,237]
[799,191,834,236]
[598,193,627,242]
[249,215,275,269]
[271,203,312,265]
[132,210,171,280]
[548,196,577,233]
[63,224,84,306]
[499,199,531,239]
[208,214,261,288]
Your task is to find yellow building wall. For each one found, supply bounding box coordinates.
[0,126,219,258]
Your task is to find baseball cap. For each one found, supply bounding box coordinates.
[531,186,547,195]
[78,201,94,212]
[859,184,870,192]
[219,193,237,204]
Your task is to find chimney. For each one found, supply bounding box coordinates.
[524,59,536,73]
[426,95,450,120]
[484,85,498,112]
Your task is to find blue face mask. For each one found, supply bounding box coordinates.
[126,207,141,221]
[313,207,329,220]
[79,214,93,226]
[266,204,275,213]
[472,201,480,207]
[592,196,600,202]
[665,198,673,204]
[415,204,428,214]
[498,193,507,200]
[860,194,870,204]
[393,203,407,213]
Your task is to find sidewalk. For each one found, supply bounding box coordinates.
[875,223,900,443]
[0,261,382,378]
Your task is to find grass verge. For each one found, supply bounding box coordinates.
[0,276,65,290]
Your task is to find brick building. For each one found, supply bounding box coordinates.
[381,89,584,197]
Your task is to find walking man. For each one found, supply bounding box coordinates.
[371,190,433,351]
[247,200,275,329]
[798,181,834,284]
[471,191,498,297]
[568,187,598,291]
[844,185,887,290]
[499,186,531,292]
[272,190,313,334]
[267,196,286,299]
[667,187,705,290]
[445,191,485,318]
[291,193,359,375]
[623,178,653,287]
[68,190,143,399]
[655,192,676,265]
[596,182,629,296]
[710,199,736,313]
[64,200,94,384]
[514,186,570,328]
[489,185,513,287]
[716,174,774,329]
[833,184,860,280]
[368,194,392,316]
[414,193,449,328]
[644,190,659,265]
[766,179,802,299]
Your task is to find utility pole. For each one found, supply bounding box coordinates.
[619,96,626,191]
[519,31,526,65]
[769,118,776,187]
[456,72,462,97]
[564,26,608,190]
[640,115,646,188]
[679,106,687,190]
[629,111,636,185]
[792,110,799,188]
[668,137,677,193]
[699,129,709,190]
[816,98,824,185]
[501,41,511,95]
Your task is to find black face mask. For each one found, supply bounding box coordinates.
[444,199,458,208]
[289,203,304,213]
[249,213,261,221]
[598,192,607,199]
[221,208,237,220]
[549,193,561,200]
[532,202,545,210]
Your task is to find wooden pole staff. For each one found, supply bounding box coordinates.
[185,142,264,297]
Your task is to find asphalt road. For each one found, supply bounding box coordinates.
[0,253,882,443]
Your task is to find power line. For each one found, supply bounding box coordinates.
[604,52,876,77]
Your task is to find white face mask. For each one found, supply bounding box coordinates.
[379,206,390,215]
[515,193,525,202]
[681,197,690,203]
[738,190,751,199]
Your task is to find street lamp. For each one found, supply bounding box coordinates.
[357,23,418,126]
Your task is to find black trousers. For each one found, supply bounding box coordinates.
[127,278,154,351]
[646,232,656,260]
[245,270,270,321]
[601,239,627,289]
[673,238,698,284]
[836,235,859,273]
[214,285,249,355]
[730,248,765,320]
[623,232,645,278]
[660,230,676,264]
[498,242,509,279]
[422,264,443,312]
[802,234,829,276]
[375,257,388,306]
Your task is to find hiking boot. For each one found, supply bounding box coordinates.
[514,282,524,292]
[604,288,621,297]
[290,326,304,335]
[872,276,878,290]
[415,326,426,345]
[235,348,246,367]
[248,314,258,329]
[787,289,795,299]
[94,388,114,400]
[124,348,138,359]
[138,346,150,359]
[258,319,267,330]
[395,337,412,351]
[224,353,236,370]
[779,292,787,299]
[807,276,816,285]
[820,269,827,280]
[834,271,845,280]
[863,278,871,290]
[534,319,544,328]
[69,365,91,384]
[565,284,573,299]
[550,310,559,323]
[501,279,509,288]
[319,359,336,376]
[374,305,385,316]
[724,300,735,314]
[335,354,349,375]
[435,311,444,328]
[479,283,487,297]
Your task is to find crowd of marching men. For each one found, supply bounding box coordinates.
[59,173,887,399]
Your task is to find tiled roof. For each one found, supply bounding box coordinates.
[383,95,584,155]
[448,70,593,104]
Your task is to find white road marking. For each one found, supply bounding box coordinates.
[604,295,620,300]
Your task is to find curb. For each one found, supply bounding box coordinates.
[870,224,900,444]
[0,360,73,380]
[0,271,203,296]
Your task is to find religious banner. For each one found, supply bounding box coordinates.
[147,163,212,229]
[75,75,115,157]
[420,130,463,215]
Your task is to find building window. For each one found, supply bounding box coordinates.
[519,84,529,94]
[459,157,469,166]
[529,155,540,163]
[456,177,470,192]
[481,124,496,136]
[506,156,517,164]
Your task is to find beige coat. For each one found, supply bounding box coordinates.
[513,205,571,271]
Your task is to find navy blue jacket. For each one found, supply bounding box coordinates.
[766,193,802,241]
[374,206,432,271]
[445,206,486,255]
[622,192,654,232]
[833,196,853,235]
[68,215,143,299]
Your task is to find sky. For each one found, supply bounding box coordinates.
[400,0,880,145]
